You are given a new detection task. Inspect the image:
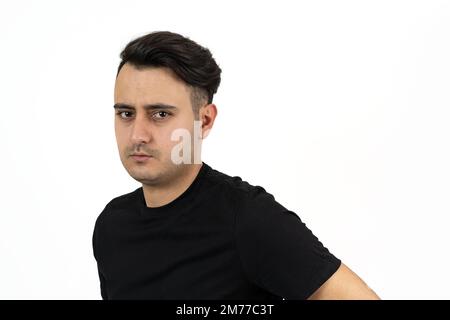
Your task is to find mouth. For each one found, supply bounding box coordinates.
[130,154,152,162]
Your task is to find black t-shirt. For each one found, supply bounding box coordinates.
[92,162,341,300]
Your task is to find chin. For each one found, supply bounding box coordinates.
[131,173,162,185]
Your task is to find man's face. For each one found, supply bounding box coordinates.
[114,63,199,186]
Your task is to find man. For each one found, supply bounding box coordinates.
[92,30,380,300]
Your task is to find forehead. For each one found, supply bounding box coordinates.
[114,63,191,108]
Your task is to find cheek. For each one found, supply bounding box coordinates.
[156,126,181,149]
[159,123,193,149]
[114,125,124,143]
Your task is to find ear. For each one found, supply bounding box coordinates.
[200,103,217,139]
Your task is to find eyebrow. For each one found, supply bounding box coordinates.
[113,103,178,111]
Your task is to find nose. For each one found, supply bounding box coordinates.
[130,113,153,144]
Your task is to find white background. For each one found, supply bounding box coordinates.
[1,0,449,299]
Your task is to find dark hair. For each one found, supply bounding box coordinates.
[117,31,222,118]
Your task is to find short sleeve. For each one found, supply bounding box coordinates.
[97,268,108,300]
[92,218,108,300]
[234,186,341,300]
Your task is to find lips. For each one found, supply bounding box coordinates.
[131,154,152,162]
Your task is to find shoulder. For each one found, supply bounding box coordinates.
[204,166,274,205]
[94,188,140,227]
[205,165,290,220]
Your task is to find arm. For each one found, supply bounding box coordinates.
[307,262,380,300]
[98,268,108,300]
[93,218,108,300]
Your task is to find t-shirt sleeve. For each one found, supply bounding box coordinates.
[97,268,108,300]
[234,186,341,300]
[92,218,108,300]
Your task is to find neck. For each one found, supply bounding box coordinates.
[142,162,203,208]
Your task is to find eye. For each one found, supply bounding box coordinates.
[153,111,171,120]
[116,111,133,119]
